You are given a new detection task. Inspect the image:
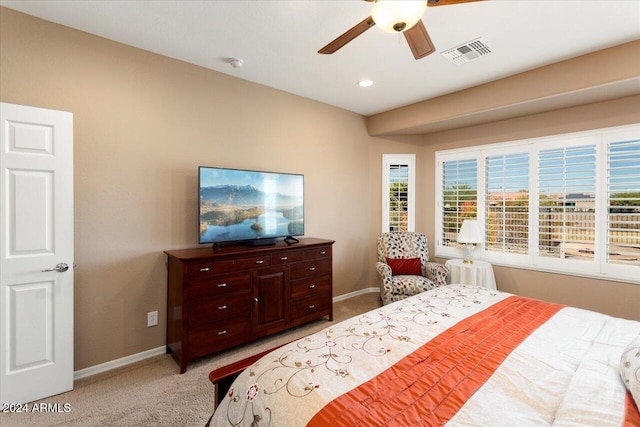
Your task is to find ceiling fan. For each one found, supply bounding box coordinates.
[318,0,481,60]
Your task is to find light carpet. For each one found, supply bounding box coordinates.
[1,292,381,427]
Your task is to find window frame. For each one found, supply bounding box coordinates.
[435,123,640,284]
[382,154,416,233]
[603,127,640,280]
[483,144,532,265]
[531,134,602,275]
[436,154,481,256]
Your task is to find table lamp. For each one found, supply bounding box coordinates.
[457,219,482,264]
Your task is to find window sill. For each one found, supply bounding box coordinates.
[437,253,640,286]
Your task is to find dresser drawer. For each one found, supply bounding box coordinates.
[231,255,271,270]
[189,272,251,299]
[189,292,251,327]
[271,250,305,265]
[302,246,331,260]
[290,257,331,280]
[187,259,234,278]
[291,275,331,299]
[291,292,331,319]
[187,255,270,278]
[188,317,252,359]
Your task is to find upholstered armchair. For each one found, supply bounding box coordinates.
[376,232,448,305]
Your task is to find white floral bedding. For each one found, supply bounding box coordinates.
[210,284,640,426]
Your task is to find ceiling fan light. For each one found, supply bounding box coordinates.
[371,1,427,34]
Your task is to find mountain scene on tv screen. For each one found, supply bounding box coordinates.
[200,184,303,242]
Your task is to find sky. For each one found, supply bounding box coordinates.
[200,166,303,197]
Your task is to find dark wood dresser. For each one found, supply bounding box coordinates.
[164,238,334,373]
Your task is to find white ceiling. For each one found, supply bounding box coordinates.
[2,0,639,116]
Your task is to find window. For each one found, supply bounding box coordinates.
[607,132,640,270]
[537,142,596,262]
[440,158,477,246]
[486,151,529,255]
[382,154,415,232]
[435,124,640,283]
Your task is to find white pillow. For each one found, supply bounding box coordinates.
[620,333,640,408]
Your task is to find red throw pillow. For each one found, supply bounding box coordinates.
[386,257,422,276]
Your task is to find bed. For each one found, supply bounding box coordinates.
[210,284,640,426]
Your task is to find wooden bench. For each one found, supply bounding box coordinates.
[208,342,290,410]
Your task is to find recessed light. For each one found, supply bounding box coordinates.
[358,79,374,88]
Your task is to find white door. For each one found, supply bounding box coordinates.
[0,102,74,404]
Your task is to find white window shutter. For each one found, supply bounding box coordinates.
[382,154,415,233]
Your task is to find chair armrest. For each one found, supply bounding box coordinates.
[376,261,394,305]
[375,261,392,279]
[425,262,448,287]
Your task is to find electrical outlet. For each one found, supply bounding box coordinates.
[147,311,158,327]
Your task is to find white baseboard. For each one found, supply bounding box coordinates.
[74,346,166,380]
[74,288,380,380]
[333,287,379,303]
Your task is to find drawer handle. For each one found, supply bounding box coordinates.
[217,283,227,288]
[256,260,264,264]
[218,330,227,336]
[280,256,288,261]
[320,251,326,255]
[200,267,210,272]
[308,267,316,271]
[309,284,316,289]
[308,305,315,309]
[218,305,227,310]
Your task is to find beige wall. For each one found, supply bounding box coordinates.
[422,96,640,321]
[0,8,418,370]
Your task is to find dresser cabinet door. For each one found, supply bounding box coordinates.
[252,268,289,335]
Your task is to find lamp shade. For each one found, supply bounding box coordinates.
[457,219,482,244]
[371,1,426,33]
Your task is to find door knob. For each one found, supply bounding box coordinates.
[42,262,70,272]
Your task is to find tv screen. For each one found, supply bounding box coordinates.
[199,166,304,245]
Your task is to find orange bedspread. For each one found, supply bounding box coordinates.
[624,393,640,427]
[308,296,563,426]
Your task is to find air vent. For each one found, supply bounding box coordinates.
[441,38,492,64]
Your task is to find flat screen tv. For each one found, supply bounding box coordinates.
[199,166,304,246]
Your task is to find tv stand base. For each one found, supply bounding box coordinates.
[244,238,276,246]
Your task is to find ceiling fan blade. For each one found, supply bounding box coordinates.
[404,20,436,60]
[427,0,481,6]
[318,16,376,54]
